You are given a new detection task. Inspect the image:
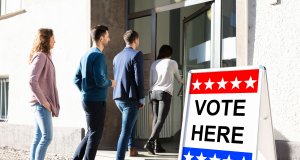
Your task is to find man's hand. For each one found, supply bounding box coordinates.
[111,80,116,87]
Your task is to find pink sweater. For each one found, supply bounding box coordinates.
[29,52,60,117]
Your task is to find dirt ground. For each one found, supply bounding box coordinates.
[0,146,72,160]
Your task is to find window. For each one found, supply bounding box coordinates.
[184,6,212,71]
[129,16,152,55]
[0,0,22,16]
[129,0,154,13]
[0,76,9,121]
[129,0,198,14]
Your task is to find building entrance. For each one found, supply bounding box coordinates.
[127,0,236,141]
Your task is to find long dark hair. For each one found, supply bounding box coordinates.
[157,45,173,60]
[28,28,53,64]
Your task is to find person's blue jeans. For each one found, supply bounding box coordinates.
[115,100,139,160]
[73,101,106,160]
[30,104,53,160]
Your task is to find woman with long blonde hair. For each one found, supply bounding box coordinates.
[28,28,60,160]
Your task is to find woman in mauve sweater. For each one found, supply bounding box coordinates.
[28,28,60,160]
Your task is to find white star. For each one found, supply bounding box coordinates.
[184,151,194,160]
[223,155,232,160]
[242,156,246,160]
[209,154,220,160]
[217,77,227,90]
[192,79,201,90]
[196,152,206,160]
[231,77,242,89]
[244,76,257,89]
[205,78,214,90]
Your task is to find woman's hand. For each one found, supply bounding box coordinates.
[43,101,52,112]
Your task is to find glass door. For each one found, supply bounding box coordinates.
[127,9,157,139]
[183,4,212,81]
[127,9,157,92]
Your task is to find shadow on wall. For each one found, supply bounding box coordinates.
[248,0,256,65]
[248,0,281,65]
[275,0,282,5]
[274,129,291,160]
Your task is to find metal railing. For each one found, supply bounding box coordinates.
[0,76,9,121]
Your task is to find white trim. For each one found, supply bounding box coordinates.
[188,65,263,73]
[210,2,215,67]
[155,0,213,13]
[236,0,248,66]
[0,9,25,20]
[211,0,221,68]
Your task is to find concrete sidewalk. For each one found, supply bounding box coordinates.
[95,150,178,160]
[95,139,180,159]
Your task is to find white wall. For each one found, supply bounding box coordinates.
[0,0,90,127]
[249,0,300,142]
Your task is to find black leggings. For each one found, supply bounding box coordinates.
[149,90,172,140]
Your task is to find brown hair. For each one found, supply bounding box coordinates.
[28,28,53,63]
[91,25,109,42]
[157,45,173,59]
[123,30,139,45]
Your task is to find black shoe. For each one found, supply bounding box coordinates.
[144,140,155,155]
[155,140,166,153]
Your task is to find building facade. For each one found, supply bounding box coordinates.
[0,0,299,159]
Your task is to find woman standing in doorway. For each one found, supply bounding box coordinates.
[28,28,60,160]
[144,45,184,155]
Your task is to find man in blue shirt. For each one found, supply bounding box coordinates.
[73,25,116,160]
[113,30,144,160]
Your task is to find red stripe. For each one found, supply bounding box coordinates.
[189,69,259,94]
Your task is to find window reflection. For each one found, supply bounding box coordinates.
[221,0,236,67]
[129,16,152,54]
[129,0,154,13]
[184,8,211,69]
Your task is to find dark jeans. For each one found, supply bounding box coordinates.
[149,90,172,140]
[73,101,106,160]
[115,100,139,160]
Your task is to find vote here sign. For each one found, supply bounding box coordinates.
[179,67,262,160]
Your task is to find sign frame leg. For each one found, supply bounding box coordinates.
[257,66,277,160]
